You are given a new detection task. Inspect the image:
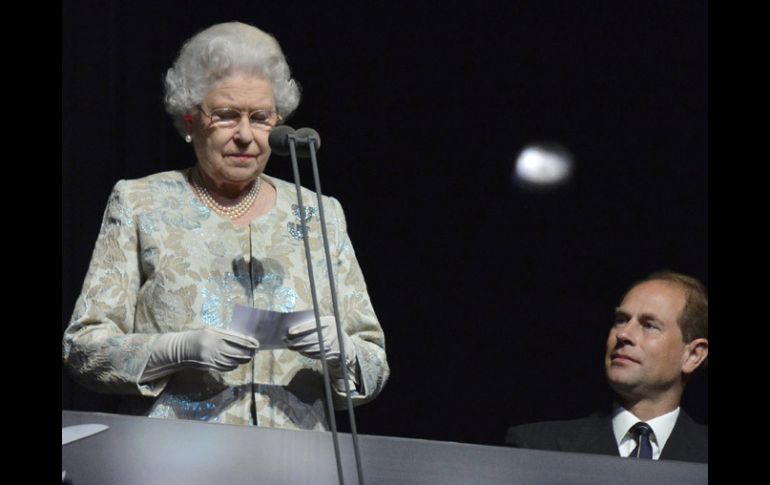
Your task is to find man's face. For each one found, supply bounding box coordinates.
[605,280,690,401]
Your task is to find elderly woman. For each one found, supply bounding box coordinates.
[62,22,389,429]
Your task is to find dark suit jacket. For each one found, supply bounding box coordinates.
[505,409,707,463]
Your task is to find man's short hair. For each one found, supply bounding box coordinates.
[627,270,708,367]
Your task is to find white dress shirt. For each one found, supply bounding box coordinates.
[611,405,680,459]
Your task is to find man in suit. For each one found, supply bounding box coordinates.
[505,270,708,463]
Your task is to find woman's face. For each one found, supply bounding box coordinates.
[187,75,276,188]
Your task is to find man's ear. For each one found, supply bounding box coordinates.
[682,338,708,374]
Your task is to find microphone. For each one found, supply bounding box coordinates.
[295,127,321,151]
[268,125,296,156]
[293,127,321,159]
[268,125,321,159]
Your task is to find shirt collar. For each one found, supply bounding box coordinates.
[611,403,680,449]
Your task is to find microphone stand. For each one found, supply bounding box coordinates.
[285,130,365,485]
[305,132,365,485]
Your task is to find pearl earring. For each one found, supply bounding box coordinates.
[184,134,192,143]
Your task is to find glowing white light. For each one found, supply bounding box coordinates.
[514,144,573,187]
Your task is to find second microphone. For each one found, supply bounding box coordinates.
[269,125,322,158]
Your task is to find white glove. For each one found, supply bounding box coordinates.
[286,316,358,388]
[141,327,259,382]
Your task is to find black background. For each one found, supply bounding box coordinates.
[62,0,707,446]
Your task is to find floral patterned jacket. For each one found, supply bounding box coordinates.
[63,169,389,429]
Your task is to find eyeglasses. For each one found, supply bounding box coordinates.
[197,106,282,130]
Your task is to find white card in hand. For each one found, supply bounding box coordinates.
[230,305,315,349]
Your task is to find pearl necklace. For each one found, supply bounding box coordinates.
[191,170,261,220]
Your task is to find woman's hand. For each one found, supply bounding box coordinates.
[286,316,358,390]
[141,327,259,381]
[286,317,356,366]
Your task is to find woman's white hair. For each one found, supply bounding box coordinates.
[164,21,301,136]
